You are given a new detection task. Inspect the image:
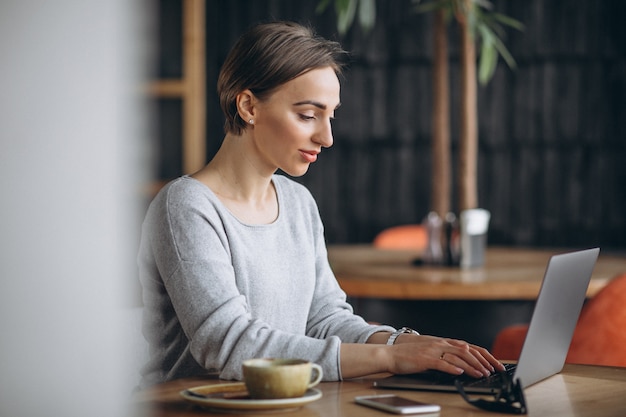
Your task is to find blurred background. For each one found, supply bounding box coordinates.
[1,1,624,416]
[150,0,626,250]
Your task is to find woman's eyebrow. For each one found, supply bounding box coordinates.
[293,100,342,110]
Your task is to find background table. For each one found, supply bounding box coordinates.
[132,364,626,417]
[327,245,626,348]
[328,245,626,300]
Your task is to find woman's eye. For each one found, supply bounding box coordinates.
[299,114,315,121]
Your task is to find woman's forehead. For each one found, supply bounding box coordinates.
[272,67,341,108]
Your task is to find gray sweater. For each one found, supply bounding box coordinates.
[138,175,394,387]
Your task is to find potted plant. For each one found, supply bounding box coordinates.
[317,0,523,217]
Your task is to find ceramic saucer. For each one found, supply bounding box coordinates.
[180,382,322,413]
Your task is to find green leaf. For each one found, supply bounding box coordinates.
[336,0,357,35]
[491,12,525,31]
[315,0,332,14]
[473,0,494,11]
[492,34,517,70]
[478,42,497,84]
[358,0,377,33]
[477,25,497,84]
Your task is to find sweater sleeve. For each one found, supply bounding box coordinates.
[300,186,396,361]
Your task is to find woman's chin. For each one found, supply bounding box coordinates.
[282,164,311,177]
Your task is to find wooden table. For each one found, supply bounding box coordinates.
[132,364,626,417]
[328,245,626,300]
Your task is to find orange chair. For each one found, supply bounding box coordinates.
[373,224,428,251]
[492,272,626,367]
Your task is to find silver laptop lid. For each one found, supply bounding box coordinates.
[515,248,599,388]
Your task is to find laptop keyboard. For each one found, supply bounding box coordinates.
[458,363,517,388]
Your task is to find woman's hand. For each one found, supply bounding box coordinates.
[340,332,506,380]
[387,334,506,378]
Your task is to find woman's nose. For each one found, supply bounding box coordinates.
[314,119,334,148]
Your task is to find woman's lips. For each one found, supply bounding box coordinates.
[299,150,319,163]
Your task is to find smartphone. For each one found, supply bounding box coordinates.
[355,394,441,414]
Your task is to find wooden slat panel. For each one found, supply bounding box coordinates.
[190,0,626,249]
[182,0,206,174]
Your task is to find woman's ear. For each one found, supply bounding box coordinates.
[236,90,256,123]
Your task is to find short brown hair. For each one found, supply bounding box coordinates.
[218,21,349,135]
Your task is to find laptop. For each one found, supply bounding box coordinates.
[373,248,600,394]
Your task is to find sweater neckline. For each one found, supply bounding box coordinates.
[181,175,282,228]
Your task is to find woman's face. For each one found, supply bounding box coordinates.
[250,66,340,177]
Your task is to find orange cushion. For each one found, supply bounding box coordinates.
[491,324,528,361]
[373,225,428,251]
[567,273,626,366]
[491,273,626,367]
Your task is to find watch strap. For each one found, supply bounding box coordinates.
[386,327,420,345]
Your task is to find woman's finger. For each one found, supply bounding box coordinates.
[440,351,487,378]
[439,345,492,377]
[444,339,503,373]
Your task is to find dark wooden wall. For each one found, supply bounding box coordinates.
[154,0,626,250]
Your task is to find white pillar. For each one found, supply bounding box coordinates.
[0,1,151,416]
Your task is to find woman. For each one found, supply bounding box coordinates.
[138,21,504,388]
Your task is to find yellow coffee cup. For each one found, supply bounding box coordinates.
[242,358,323,399]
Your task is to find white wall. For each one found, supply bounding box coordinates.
[0,1,151,416]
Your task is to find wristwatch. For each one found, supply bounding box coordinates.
[386,327,420,345]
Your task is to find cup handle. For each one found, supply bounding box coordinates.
[307,364,323,389]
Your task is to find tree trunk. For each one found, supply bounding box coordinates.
[457,0,478,211]
[431,9,451,219]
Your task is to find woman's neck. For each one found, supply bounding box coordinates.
[191,134,279,224]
